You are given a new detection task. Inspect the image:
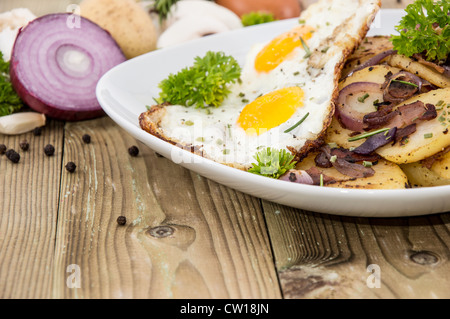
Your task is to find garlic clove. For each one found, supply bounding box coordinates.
[0,112,46,135]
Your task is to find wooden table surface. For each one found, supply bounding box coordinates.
[2,0,449,300]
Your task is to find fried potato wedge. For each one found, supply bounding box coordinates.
[376,88,450,164]
[387,54,450,88]
[296,151,408,189]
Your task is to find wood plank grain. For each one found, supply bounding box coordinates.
[53,117,281,299]
[263,201,450,299]
[0,120,64,298]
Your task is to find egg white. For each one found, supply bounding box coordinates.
[157,0,381,168]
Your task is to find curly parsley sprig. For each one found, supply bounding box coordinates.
[0,52,23,117]
[157,51,242,109]
[391,0,450,62]
[248,147,297,179]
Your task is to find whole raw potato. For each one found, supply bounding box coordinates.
[79,0,157,59]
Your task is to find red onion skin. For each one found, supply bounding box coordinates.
[279,169,314,185]
[335,82,382,132]
[10,14,126,121]
[346,50,397,78]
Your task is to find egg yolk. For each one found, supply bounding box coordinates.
[237,87,304,135]
[254,25,314,73]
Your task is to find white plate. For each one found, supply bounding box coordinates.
[96,9,450,218]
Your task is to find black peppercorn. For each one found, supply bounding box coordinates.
[33,126,43,136]
[0,144,6,155]
[6,149,20,163]
[117,216,127,225]
[44,144,55,156]
[19,140,29,151]
[5,149,15,158]
[65,162,77,173]
[82,134,91,144]
[128,145,139,157]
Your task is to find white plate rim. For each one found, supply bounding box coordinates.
[96,9,450,218]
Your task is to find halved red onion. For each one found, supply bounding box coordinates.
[10,14,126,121]
[335,82,382,132]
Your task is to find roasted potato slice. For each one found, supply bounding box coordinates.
[400,150,450,187]
[325,116,363,149]
[376,88,450,164]
[387,54,450,88]
[339,64,401,89]
[296,151,408,189]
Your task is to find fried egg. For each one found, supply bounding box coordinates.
[140,0,381,169]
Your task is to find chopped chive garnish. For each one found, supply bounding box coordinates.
[216,138,223,145]
[363,161,373,168]
[321,46,329,53]
[185,120,194,126]
[238,92,245,97]
[242,99,249,103]
[298,19,306,24]
[436,100,444,106]
[328,142,338,148]
[391,79,418,88]
[293,71,300,76]
[348,128,390,142]
[300,36,311,58]
[196,137,205,142]
[284,112,310,133]
[357,93,370,103]
[223,149,230,155]
[319,174,324,187]
[330,155,337,163]
[424,133,433,139]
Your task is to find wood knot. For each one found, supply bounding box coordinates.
[147,226,175,238]
[410,251,439,265]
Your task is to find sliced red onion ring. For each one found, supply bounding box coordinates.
[279,169,314,185]
[346,49,397,77]
[335,81,382,132]
[10,14,126,121]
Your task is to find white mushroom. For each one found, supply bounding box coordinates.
[157,15,231,48]
[156,0,242,49]
[164,0,243,31]
[0,112,46,135]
